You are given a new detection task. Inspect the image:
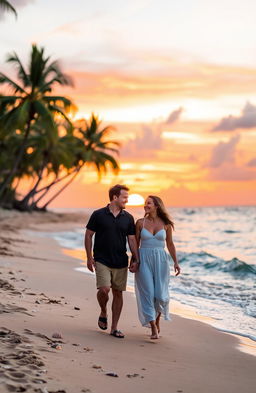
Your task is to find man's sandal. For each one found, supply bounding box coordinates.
[110,330,125,338]
[98,316,108,330]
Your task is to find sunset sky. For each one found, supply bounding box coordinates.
[1,0,256,207]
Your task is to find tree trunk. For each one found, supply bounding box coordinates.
[40,167,81,210]
[28,174,59,208]
[32,170,76,196]
[31,168,80,209]
[17,156,48,210]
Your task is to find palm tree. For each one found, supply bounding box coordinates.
[11,114,119,211]
[0,44,74,201]
[14,119,76,210]
[40,114,120,210]
[0,0,17,18]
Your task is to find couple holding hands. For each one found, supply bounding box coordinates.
[85,184,180,340]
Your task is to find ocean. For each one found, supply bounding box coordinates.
[48,206,255,342]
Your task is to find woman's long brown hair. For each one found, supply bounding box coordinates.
[147,195,174,229]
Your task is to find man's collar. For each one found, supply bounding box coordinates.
[106,204,125,215]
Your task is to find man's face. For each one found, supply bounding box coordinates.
[114,190,129,209]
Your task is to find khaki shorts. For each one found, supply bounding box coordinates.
[95,262,128,291]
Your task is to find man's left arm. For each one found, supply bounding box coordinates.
[127,235,140,273]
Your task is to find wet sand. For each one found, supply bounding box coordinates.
[0,209,255,393]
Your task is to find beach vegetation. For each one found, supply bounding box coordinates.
[0,45,119,211]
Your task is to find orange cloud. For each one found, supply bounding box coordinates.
[160,181,256,208]
[57,62,256,112]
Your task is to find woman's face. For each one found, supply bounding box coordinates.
[144,197,157,214]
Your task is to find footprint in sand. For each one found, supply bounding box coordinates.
[27,364,43,371]
[0,327,51,391]
[4,371,27,383]
[0,279,15,291]
[32,378,47,384]
[0,303,32,316]
[5,382,31,392]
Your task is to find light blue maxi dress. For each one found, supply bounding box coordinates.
[135,226,171,326]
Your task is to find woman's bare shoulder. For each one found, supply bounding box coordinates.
[165,223,173,231]
[136,218,144,226]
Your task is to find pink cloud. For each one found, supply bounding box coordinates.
[212,102,256,132]
[121,124,163,158]
[205,135,256,181]
[247,158,256,167]
[207,135,240,168]
[165,107,183,124]
[208,163,256,181]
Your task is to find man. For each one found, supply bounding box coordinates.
[85,184,139,338]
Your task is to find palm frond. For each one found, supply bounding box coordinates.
[40,78,66,93]
[0,0,17,18]
[29,45,47,87]
[42,60,74,87]
[0,95,21,119]
[97,151,120,171]
[0,100,30,135]
[97,125,116,137]
[33,100,56,133]
[0,73,26,94]
[0,95,23,102]
[43,95,73,109]
[47,104,72,125]
[6,52,30,87]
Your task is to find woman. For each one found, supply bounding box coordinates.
[135,196,180,339]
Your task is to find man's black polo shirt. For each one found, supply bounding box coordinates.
[86,205,135,268]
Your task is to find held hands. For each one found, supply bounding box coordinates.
[174,262,181,276]
[87,257,96,272]
[129,262,139,273]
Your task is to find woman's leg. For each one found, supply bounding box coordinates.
[135,260,156,327]
[154,253,171,324]
[149,320,159,339]
[156,312,161,333]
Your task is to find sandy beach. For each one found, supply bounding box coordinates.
[0,209,255,393]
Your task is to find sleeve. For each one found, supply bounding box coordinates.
[86,211,98,232]
[127,214,136,235]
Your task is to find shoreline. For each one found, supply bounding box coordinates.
[0,210,255,392]
[76,267,256,356]
[62,247,256,355]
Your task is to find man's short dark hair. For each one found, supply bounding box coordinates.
[109,184,129,201]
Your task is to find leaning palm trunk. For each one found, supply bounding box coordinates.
[25,168,80,210]
[30,168,80,205]
[20,174,44,207]
[15,157,48,210]
[29,174,60,208]
[40,167,82,210]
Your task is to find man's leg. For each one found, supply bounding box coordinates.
[95,262,112,330]
[111,288,123,334]
[109,266,127,337]
[97,286,110,329]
